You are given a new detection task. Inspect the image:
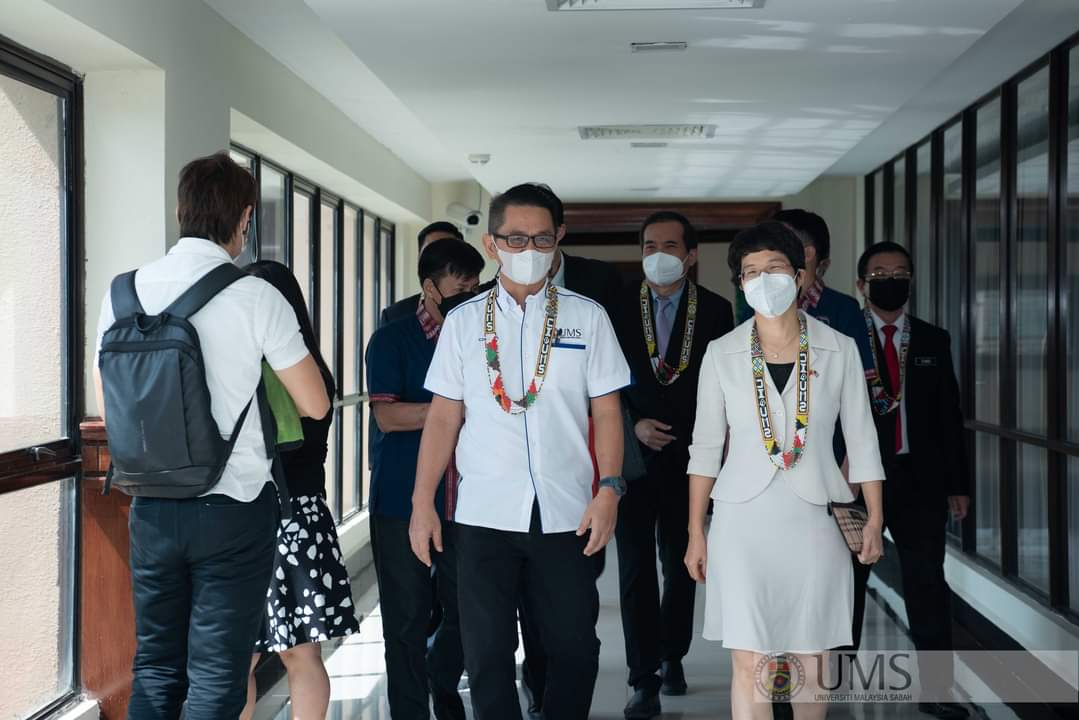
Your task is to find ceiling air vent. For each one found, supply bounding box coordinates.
[579,124,716,140]
[548,0,762,10]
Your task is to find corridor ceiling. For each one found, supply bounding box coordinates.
[210,0,1025,199]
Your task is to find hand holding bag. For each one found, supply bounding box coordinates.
[827,500,869,554]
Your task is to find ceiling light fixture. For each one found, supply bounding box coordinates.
[630,142,669,148]
[548,0,762,10]
[631,41,688,53]
[579,124,716,140]
[468,154,491,165]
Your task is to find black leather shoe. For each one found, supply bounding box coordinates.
[624,686,662,719]
[661,660,688,696]
[919,702,970,719]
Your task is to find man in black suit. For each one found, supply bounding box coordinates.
[380,221,464,326]
[613,211,734,719]
[474,185,625,718]
[856,241,971,720]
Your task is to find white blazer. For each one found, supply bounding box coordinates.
[687,314,885,505]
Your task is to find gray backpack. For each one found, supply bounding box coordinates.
[99,264,284,503]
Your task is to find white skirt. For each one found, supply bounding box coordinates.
[703,476,854,654]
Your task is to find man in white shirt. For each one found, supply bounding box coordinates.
[409,183,632,720]
[93,153,329,719]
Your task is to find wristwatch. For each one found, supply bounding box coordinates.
[598,476,627,497]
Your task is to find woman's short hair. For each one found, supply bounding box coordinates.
[727,221,806,285]
[418,237,486,287]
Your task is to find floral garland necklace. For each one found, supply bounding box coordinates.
[640,281,697,385]
[863,308,910,415]
[751,313,810,471]
[484,283,559,414]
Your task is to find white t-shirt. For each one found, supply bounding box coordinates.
[94,238,310,502]
[425,279,631,534]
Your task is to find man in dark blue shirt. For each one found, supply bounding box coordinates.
[366,237,485,720]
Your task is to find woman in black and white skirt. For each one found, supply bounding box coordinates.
[241,261,360,719]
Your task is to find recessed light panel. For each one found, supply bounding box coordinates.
[549,0,762,10]
[579,124,716,140]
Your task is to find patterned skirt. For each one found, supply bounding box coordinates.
[254,494,361,652]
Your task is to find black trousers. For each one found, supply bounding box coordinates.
[614,461,696,689]
[457,508,600,720]
[518,547,606,705]
[127,483,277,720]
[371,514,466,720]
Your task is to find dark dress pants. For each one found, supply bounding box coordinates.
[371,513,466,720]
[518,547,606,705]
[615,457,696,690]
[458,506,600,720]
[127,483,278,720]
[883,456,956,692]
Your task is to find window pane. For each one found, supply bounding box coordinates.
[319,202,339,520]
[229,149,254,170]
[942,122,964,389]
[380,225,393,310]
[0,478,76,717]
[873,169,885,244]
[914,142,933,319]
[976,433,1002,566]
[293,191,313,313]
[362,214,377,508]
[259,165,287,264]
[0,76,67,453]
[973,99,1002,424]
[1069,458,1079,612]
[1066,48,1079,443]
[1017,444,1049,592]
[893,156,907,246]
[1015,68,1050,437]
[341,207,359,516]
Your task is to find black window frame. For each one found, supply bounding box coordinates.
[863,30,1079,622]
[228,144,398,522]
[0,33,84,720]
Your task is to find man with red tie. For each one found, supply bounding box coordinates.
[856,242,971,720]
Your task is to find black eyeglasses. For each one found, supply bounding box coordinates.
[493,233,558,250]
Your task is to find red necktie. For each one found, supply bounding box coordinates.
[882,325,903,453]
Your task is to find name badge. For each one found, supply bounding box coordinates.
[554,341,587,350]
[914,356,937,367]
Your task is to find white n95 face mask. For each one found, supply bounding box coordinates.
[642,252,686,286]
[497,248,554,286]
[743,272,798,318]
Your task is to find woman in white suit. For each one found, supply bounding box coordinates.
[684,221,885,719]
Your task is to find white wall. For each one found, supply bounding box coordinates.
[0,0,441,412]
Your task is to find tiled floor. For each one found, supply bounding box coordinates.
[255,543,1014,720]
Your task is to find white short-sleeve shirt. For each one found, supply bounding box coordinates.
[94,238,310,502]
[425,278,631,534]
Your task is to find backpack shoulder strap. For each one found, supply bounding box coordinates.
[164,263,247,320]
[110,271,144,319]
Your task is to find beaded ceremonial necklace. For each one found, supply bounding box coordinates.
[751,313,810,471]
[862,308,910,416]
[640,280,698,386]
[484,283,559,415]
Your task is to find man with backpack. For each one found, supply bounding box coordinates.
[93,152,330,719]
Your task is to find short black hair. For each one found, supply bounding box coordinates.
[727,221,806,285]
[488,183,563,234]
[774,208,830,261]
[417,221,463,251]
[640,210,698,250]
[858,241,912,279]
[417,237,485,287]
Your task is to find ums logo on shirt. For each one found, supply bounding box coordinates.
[555,327,586,349]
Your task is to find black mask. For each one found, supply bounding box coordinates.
[868,278,910,312]
[437,289,477,317]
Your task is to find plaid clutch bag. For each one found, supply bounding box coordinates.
[827,501,868,554]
